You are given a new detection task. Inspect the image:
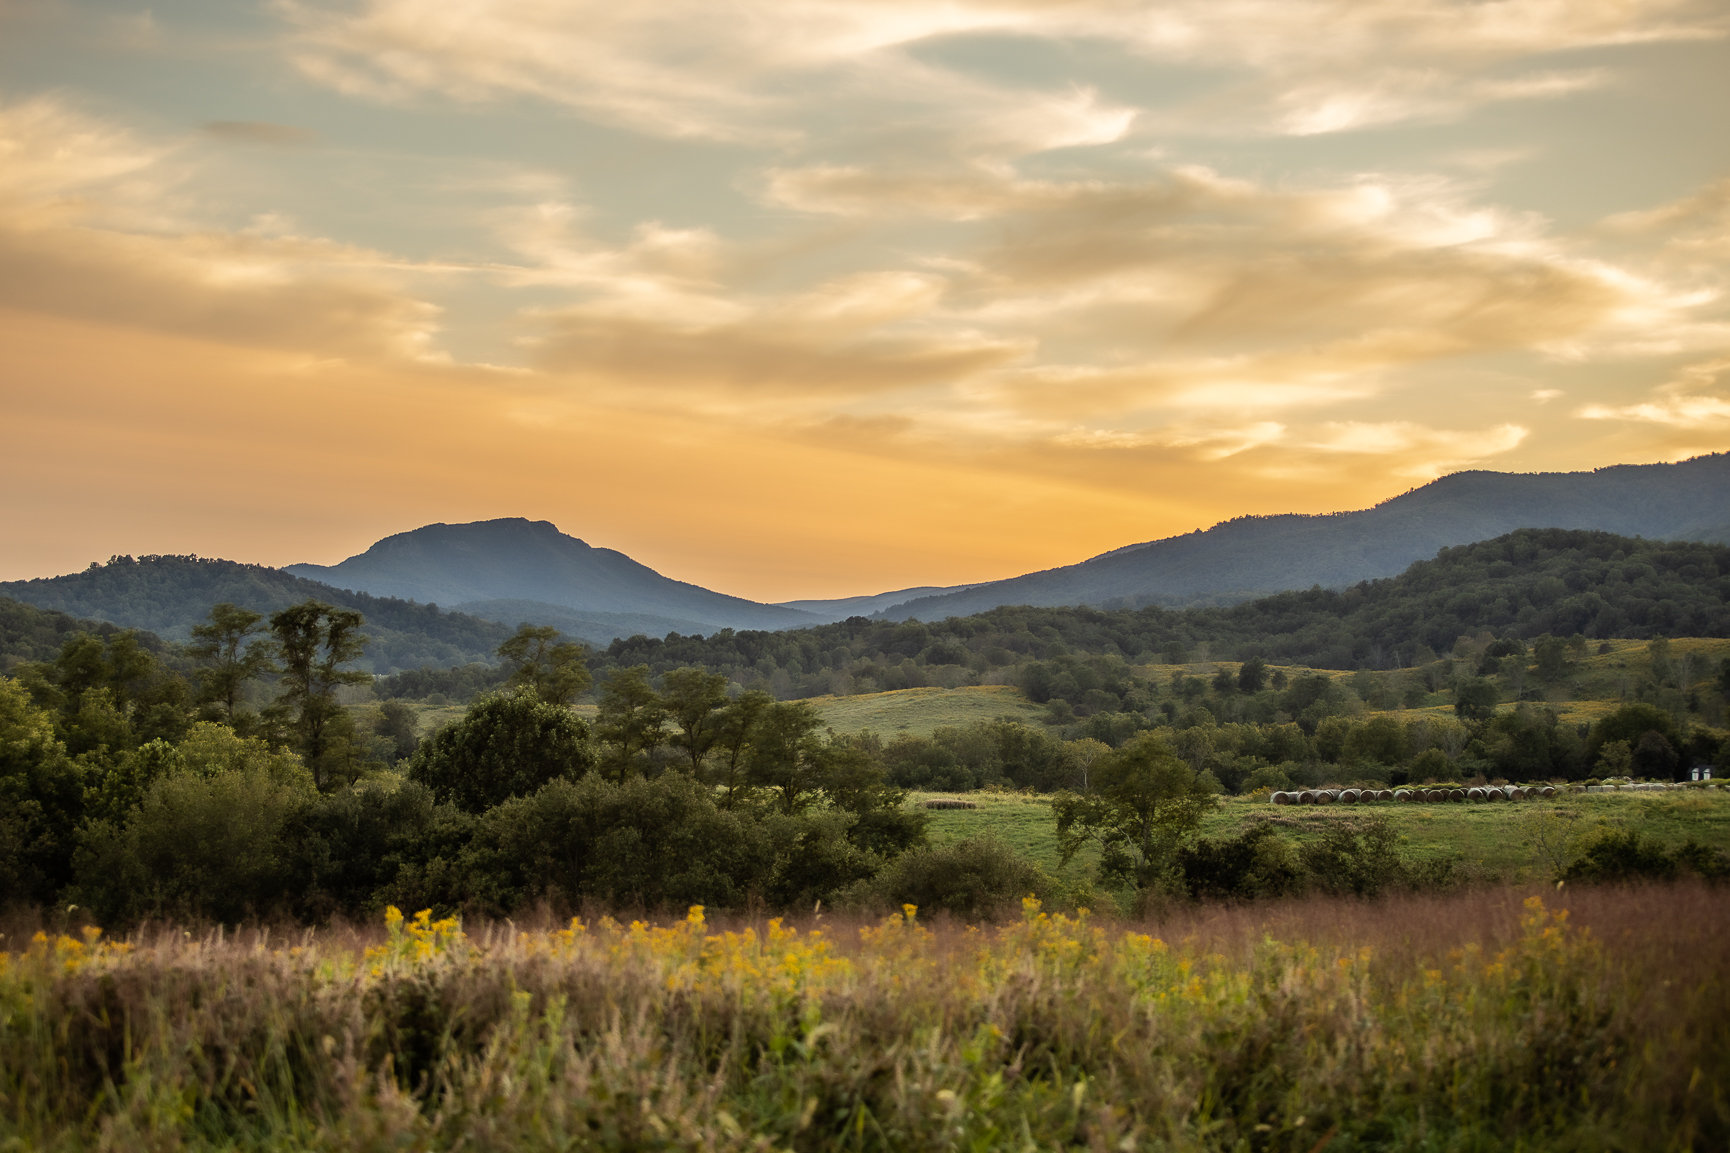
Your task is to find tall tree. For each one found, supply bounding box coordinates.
[747,700,827,815]
[269,601,368,788]
[189,603,273,726]
[1053,733,1217,892]
[661,666,729,775]
[595,665,667,781]
[709,688,773,807]
[497,624,591,706]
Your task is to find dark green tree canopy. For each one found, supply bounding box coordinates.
[497,624,591,706]
[408,689,595,813]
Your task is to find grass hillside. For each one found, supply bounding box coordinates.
[810,685,1046,737]
[914,785,1730,898]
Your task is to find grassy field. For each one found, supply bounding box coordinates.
[913,785,1730,890]
[6,885,1726,1150]
[808,684,1046,737]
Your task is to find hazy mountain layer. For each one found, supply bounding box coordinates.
[774,586,968,620]
[287,518,821,633]
[880,454,1730,621]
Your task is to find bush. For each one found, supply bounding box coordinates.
[858,837,1054,919]
[1562,828,1679,884]
[1298,816,1412,898]
[76,761,316,924]
[1177,823,1304,902]
[454,774,878,914]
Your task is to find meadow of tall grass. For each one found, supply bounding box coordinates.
[3,883,1726,1151]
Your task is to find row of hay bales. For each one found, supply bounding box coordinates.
[1269,785,1561,805]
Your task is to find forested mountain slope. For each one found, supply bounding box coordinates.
[0,556,510,674]
[287,518,822,633]
[583,530,1730,697]
[883,453,1730,619]
[0,597,172,673]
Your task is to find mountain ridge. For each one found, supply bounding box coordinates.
[878,453,1730,620]
[6,454,1726,652]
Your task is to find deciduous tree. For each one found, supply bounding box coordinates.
[497,624,591,706]
[1054,733,1217,892]
[189,603,273,726]
[595,665,667,780]
[268,601,368,788]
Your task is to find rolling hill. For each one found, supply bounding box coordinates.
[880,453,1730,620]
[0,556,512,675]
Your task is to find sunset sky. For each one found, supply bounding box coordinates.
[3,0,1728,601]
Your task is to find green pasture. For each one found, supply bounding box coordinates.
[911,785,1730,890]
[809,684,1045,737]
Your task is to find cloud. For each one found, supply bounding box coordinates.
[202,120,318,147]
[529,280,1026,399]
[1576,356,1730,428]
[1302,419,1530,477]
[279,0,1726,145]
[502,149,1714,467]
[1601,176,1730,259]
[0,97,449,361]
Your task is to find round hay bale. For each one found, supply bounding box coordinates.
[1297,790,1316,804]
[1394,789,1412,802]
[1486,788,1506,802]
[1271,791,1292,805]
[1540,786,1557,798]
[1339,788,1359,804]
[1315,790,1334,805]
[1450,788,1466,802]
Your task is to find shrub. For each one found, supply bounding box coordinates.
[75,761,316,924]
[1563,828,1679,884]
[1298,815,1411,897]
[1177,822,1304,901]
[860,836,1054,919]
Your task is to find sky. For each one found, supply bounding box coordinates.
[2,0,1728,602]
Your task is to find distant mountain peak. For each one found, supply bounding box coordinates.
[285,518,819,636]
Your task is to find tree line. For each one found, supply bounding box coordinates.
[5,535,1730,925]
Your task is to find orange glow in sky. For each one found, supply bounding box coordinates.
[2,1,1728,601]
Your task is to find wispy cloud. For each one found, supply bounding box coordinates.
[1577,357,1730,428]
[0,98,448,361]
[280,0,1727,144]
[202,120,318,147]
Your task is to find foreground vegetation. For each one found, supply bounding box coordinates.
[4,885,1726,1151]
